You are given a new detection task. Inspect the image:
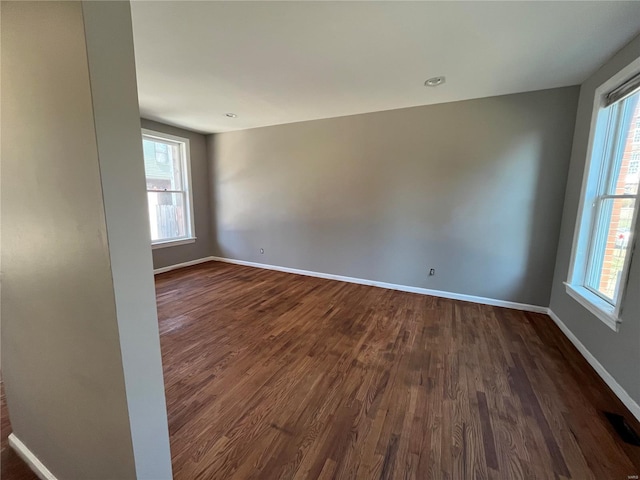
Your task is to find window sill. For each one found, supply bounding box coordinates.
[152,237,196,250]
[564,283,620,332]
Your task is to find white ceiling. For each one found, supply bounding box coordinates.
[130,1,640,134]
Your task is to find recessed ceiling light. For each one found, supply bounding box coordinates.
[225,113,237,118]
[424,76,445,87]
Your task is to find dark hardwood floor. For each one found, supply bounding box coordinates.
[156,261,640,480]
[2,261,637,479]
[1,380,38,480]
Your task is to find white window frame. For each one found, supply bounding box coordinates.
[566,57,640,332]
[141,128,196,249]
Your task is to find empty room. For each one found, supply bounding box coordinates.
[2,1,640,479]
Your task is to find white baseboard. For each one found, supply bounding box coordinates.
[547,309,640,422]
[154,256,216,275]
[8,434,58,480]
[209,256,548,313]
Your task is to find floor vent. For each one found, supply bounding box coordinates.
[604,412,640,446]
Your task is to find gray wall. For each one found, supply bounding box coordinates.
[141,119,214,269]
[1,2,171,478]
[549,35,640,405]
[84,3,173,478]
[210,87,579,307]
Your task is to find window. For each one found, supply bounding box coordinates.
[567,68,640,331]
[141,129,195,248]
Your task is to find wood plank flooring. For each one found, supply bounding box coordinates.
[1,380,39,480]
[156,261,640,480]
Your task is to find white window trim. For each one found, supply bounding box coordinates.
[151,237,197,250]
[142,128,197,248]
[563,283,620,331]
[566,56,640,332]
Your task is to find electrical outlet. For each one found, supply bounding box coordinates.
[260,248,264,254]
[429,268,435,276]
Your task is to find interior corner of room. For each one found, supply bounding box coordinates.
[2,1,640,479]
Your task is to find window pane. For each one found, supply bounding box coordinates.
[610,91,640,196]
[142,138,184,191]
[147,192,189,242]
[586,197,636,301]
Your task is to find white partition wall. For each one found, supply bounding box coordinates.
[1,2,173,478]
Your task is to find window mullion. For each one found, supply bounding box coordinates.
[585,196,611,291]
[598,194,638,200]
[605,101,632,195]
[602,103,624,195]
[180,190,191,237]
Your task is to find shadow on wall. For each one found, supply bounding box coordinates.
[207,134,222,257]
[209,87,579,306]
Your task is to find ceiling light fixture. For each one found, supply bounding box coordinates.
[424,76,446,87]
[225,113,237,118]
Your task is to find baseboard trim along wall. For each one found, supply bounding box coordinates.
[153,256,217,275]
[209,256,548,313]
[8,434,58,480]
[547,310,640,422]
